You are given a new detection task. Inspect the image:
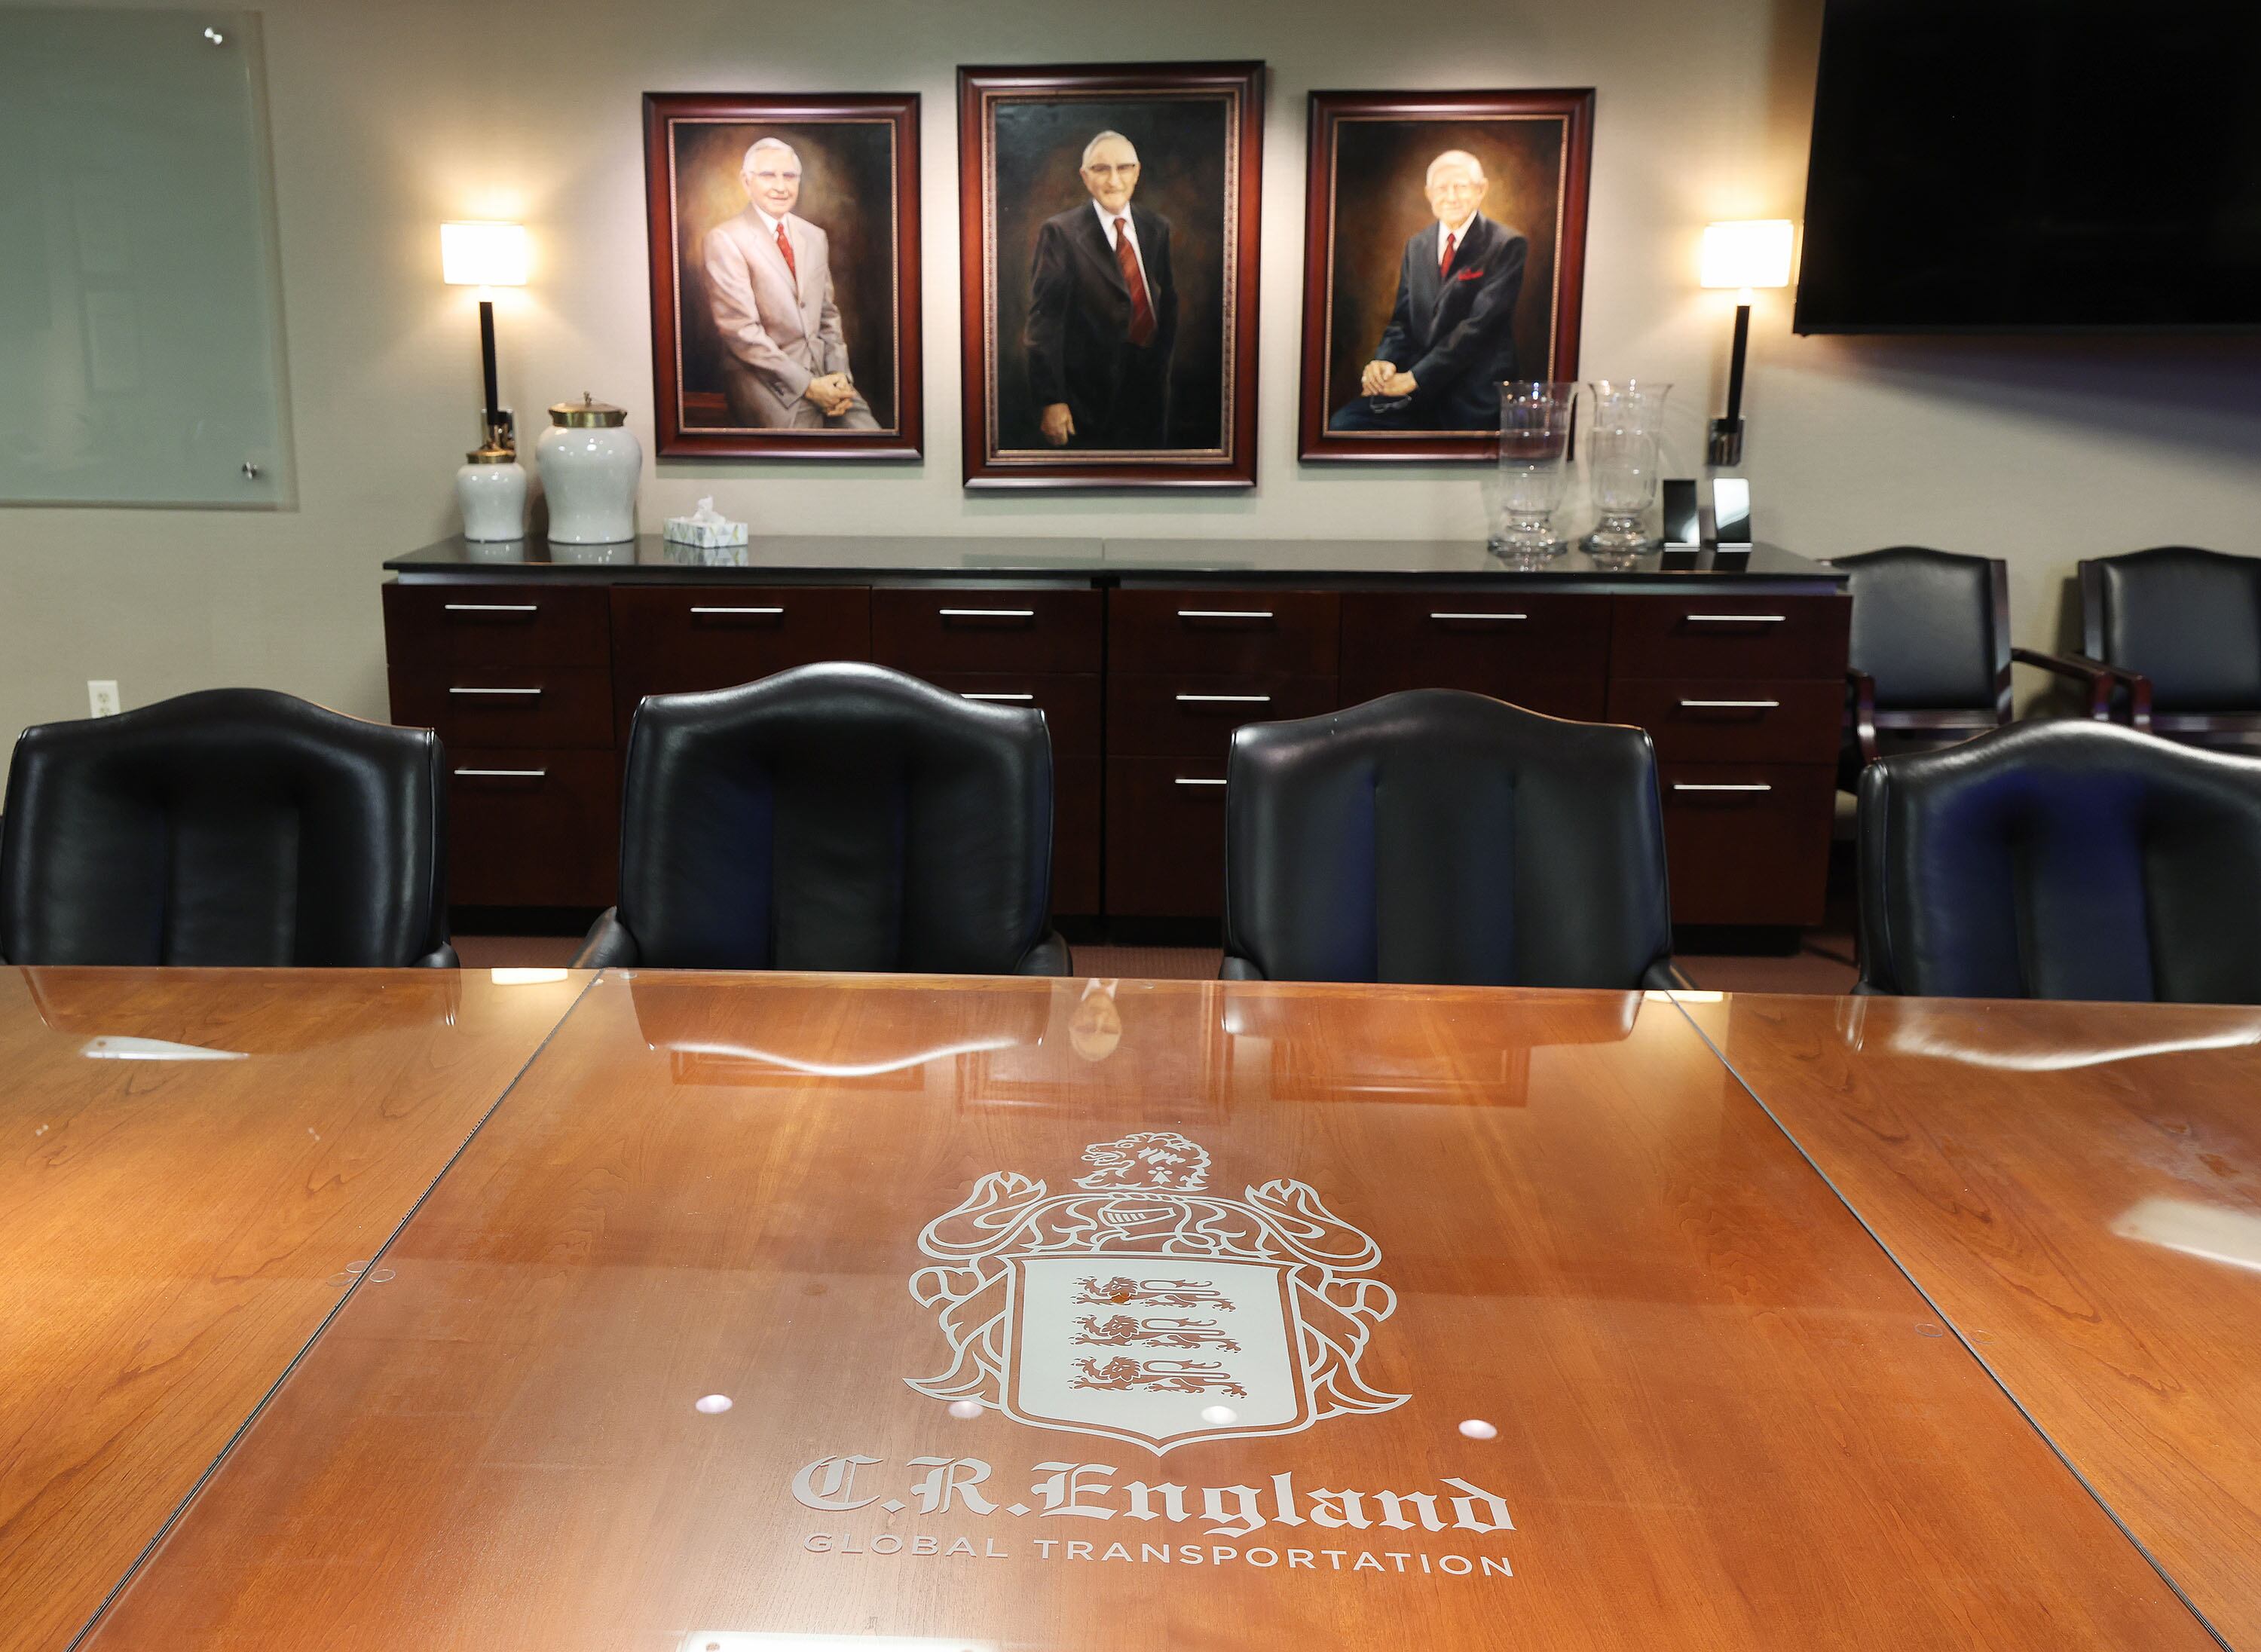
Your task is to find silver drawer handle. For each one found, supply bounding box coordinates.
[448,686,543,697]
[690,605,784,616]
[1430,611,1527,621]
[1173,777,1228,787]
[1685,613,1785,623]
[1176,693,1271,704]
[443,602,537,613]
[454,767,548,779]
[1678,699,1780,708]
[962,692,1034,702]
[1672,783,1774,792]
[938,607,1036,618]
[1176,609,1274,620]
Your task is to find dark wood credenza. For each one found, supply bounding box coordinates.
[381,537,1851,929]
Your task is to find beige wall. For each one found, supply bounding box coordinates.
[5,0,2259,776]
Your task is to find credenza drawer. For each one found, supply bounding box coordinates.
[1105,756,1228,917]
[611,586,870,730]
[445,748,619,908]
[1109,590,1339,675]
[384,583,610,669]
[1340,592,1611,681]
[873,588,1103,675]
[912,672,1102,757]
[388,666,613,750]
[1054,755,1103,914]
[1109,674,1337,757]
[1657,762,1834,927]
[1611,594,1850,680]
[1607,678,1842,763]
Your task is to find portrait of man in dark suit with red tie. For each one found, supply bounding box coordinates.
[961,62,1265,488]
[1299,90,1595,463]
[1025,131,1180,449]
[1327,151,1526,434]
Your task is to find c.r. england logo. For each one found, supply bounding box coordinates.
[907,1132,1406,1453]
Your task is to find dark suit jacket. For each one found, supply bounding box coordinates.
[1024,202,1179,446]
[1372,214,1529,430]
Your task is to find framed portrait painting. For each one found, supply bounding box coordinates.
[958,62,1264,489]
[1299,89,1594,462]
[643,92,921,459]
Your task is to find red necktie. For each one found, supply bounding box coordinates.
[1440,231,1457,277]
[1115,218,1156,347]
[775,221,797,286]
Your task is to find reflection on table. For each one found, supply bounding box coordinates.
[78,972,2206,1650]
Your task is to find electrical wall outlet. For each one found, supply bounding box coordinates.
[87,680,121,717]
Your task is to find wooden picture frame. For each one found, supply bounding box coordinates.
[958,62,1265,490]
[1299,89,1594,463]
[643,91,922,459]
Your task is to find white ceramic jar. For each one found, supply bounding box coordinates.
[537,393,641,544]
[454,445,528,541]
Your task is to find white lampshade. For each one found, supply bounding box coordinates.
[1700,219,1794,290]
[440,221,528,287]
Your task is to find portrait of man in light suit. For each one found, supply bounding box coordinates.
[1329,149,1528,433]
[702,137,877,430]
[1023,130,1180,450]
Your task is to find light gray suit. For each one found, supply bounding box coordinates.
[701,207,880,430]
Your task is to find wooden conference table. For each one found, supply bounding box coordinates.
[2,968,2255,1650]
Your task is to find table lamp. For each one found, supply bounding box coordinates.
[1699,219,1793,467]
[440,221,529,454]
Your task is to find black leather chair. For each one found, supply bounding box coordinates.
[574,662,1068,974]
[1856,719,2261,1002]
[1220,689,1687,988]
[0,688,455,968]
[2076,546,2261,744]
[1834,547,2013,777]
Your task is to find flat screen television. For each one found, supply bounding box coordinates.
[1794,0,2261,332]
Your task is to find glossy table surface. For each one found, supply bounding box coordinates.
[0,967,591,1652]
[1684,991,2261,1650]
[66,974,2214,1649]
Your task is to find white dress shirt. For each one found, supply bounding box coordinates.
[1093,200,1156,302]
[1439,210,1479,273]
[754,206,797,288]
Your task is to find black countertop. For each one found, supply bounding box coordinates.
[384,535,1846,589]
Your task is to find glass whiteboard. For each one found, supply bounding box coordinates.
[0,8,293,506]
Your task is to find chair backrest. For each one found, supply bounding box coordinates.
[1856,719,2261,1002]
[0,688,451,967]
[2083,546,2261,712]
[612,662,1054,972]
[1834,546,2009,714]
[1223,689,1675,987]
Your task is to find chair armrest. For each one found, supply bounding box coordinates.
[1219,954,1268,981]
[1014,930,1072,977]
[1641,959,1693,991]
[2012,647,2154,730]
[411,943,460,968]
[570,907,641,968]
[1846,668,1880,768]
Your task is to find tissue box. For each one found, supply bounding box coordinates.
[663,514,748,548]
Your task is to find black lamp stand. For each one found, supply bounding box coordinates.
[1706,298,1750,467]
[477,297,513,454]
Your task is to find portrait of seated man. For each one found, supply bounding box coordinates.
[1329,149,1528,434]
[1023,130,1181,450]
[702,136,877,430]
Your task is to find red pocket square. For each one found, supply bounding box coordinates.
[1455,268,1484,281]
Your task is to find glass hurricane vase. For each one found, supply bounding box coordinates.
[1583,379,1672,557]
[1491,381,1578,559]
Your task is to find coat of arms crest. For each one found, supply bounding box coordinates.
[907,1132,1406,1453]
